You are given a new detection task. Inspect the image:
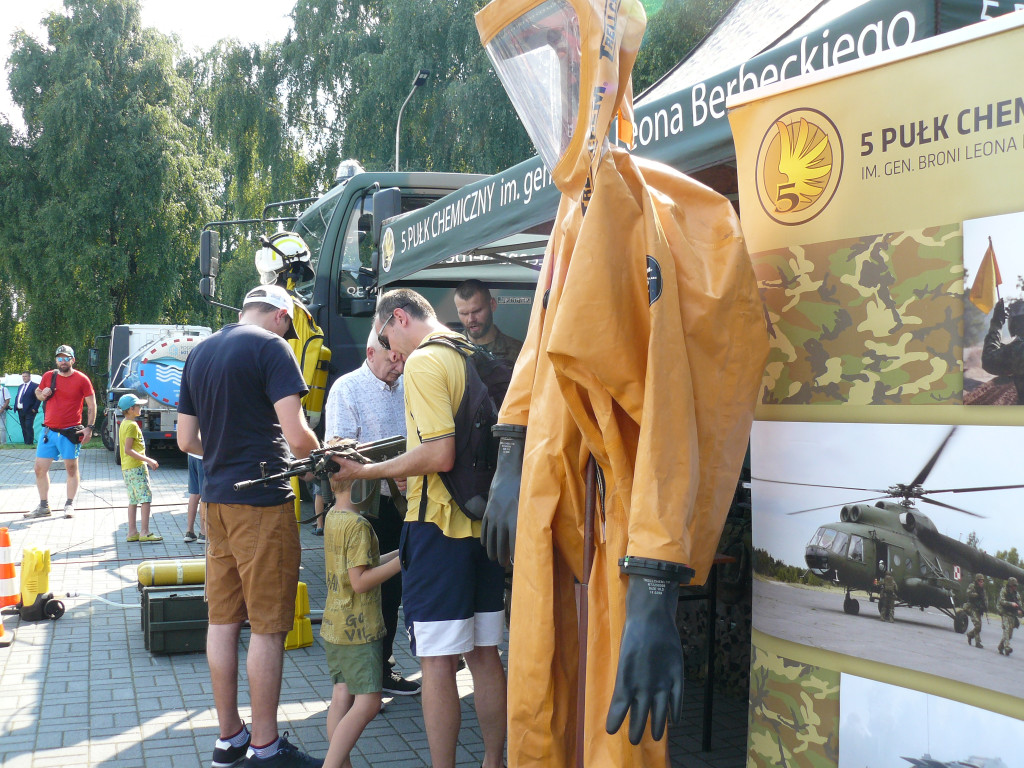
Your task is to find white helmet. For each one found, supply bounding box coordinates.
[255,231,312,285]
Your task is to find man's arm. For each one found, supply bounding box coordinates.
[83,394,97,440]
[176,413,203,455]
[274,393,320,459]
[331,436,454,482]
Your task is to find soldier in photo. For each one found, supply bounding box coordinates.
[997,576,1022,656]
[981,298,1024,404]
[964,572,989,648]
[878,570,897,623]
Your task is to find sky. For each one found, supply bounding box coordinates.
[0,0,296,130]
[751,420,1024,567]
[839,674,1023,768]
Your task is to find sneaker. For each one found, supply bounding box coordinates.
[245,733,322,767]
[24,503,51,519]
[63,500,74,518]
[382,669,421,696]
[197,532,207,543]
[312,528,324,537]
[212,726,251,768]
[184,530,198,543]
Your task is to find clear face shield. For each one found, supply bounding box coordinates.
[483,0,581,173]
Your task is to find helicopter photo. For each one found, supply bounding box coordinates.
[839,674,1023,768]
[751,422,1024,633]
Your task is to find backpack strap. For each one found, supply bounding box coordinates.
[42,369,58,417]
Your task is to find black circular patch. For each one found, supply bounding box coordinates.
[646,256,662,305]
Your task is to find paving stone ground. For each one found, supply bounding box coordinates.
[0,446,746,767]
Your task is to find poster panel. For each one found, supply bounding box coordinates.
[751,421,1024,700]
[729,13,1024,767]
[730,15,1024,405]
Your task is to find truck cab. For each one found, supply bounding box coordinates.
[288,171,489,376]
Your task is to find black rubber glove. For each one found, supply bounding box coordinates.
[481,424,526,567]
[606,574,685,744]
[992,298,1007,329]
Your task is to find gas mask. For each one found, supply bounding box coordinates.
[477,0,645,195]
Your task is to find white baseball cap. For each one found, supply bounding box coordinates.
[242,285,298,339]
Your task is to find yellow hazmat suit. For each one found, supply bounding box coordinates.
[476,0,769,766]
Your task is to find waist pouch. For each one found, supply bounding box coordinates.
[51,425,86,444]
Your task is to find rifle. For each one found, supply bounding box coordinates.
[233,435,406,491]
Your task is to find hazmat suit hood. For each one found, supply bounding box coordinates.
[477,0,644,198]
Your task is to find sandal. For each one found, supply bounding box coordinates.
[126,533,140,542]
[138,533,163,542]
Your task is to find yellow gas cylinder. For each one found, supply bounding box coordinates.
[19,546,51,606]
[137,558,206,587]
[284,581,313,650]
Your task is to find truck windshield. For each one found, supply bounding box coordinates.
[293,184,346,301]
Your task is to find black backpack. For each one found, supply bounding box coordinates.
[418,336,514,521]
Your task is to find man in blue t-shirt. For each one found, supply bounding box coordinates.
[178,284,322,768]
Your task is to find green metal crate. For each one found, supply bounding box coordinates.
[140,585,208,654]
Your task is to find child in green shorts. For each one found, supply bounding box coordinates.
[118,394,162,542]
[321,439,401,768]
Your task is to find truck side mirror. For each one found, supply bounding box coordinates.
[371,188,401,246]
[200,276,216,299]
[200,230,220,278]
[357,212,373,244]
[87,348,99,369]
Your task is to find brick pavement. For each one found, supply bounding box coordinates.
[0,446,746,767]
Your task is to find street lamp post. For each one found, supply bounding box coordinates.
[395,68,430,172]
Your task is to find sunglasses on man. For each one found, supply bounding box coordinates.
[377,304,410,351]
[56,356,72,362]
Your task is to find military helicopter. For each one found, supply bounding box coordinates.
[755,427,1024,632]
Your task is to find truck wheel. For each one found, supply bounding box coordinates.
[102,416,116,451]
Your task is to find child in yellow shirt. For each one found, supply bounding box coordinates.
[118,394,161,542]
[321,438,402,768]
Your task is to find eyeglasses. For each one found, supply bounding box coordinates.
[377,304,409,351]
[56,356,71,362]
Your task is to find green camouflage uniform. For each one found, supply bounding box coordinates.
[997,582,1021,655]
[472,326,523,364]
[879,573,897,622]
[964,578,988,647]
[981,320,1024,404]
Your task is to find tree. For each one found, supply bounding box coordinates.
[632,0,733,95]
[2,0,220,370]
[283,0,534,177]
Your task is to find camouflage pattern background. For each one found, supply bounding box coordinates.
[753,224,964,405]
[747,644,839,768]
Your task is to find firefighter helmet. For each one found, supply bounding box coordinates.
[255,231,313,285]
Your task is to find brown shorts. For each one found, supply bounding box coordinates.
[205,501,300,634]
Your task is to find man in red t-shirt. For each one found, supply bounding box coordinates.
[25,345,97,519]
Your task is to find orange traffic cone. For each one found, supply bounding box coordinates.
[0,528,15,648]
[0,528,16,609]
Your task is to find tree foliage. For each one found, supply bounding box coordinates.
[633,0,733,95]
[283,0,535,176]
[2,0,219,371]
